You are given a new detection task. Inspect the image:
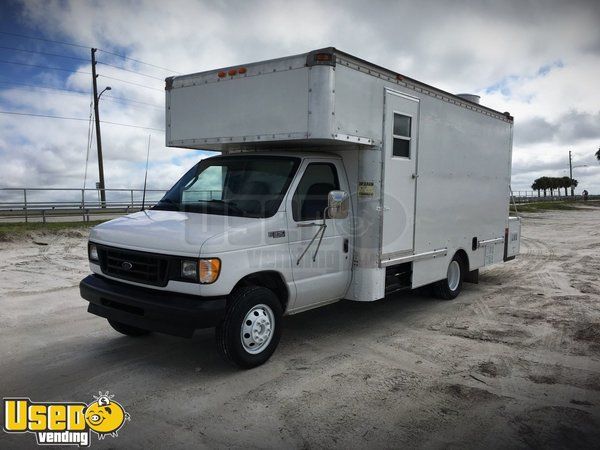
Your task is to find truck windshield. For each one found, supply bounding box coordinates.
[153,156,300,218]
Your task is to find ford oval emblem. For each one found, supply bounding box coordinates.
[121,261,133,271]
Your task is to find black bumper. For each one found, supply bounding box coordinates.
[80,275,227,337]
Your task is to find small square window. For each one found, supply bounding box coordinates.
[393,138,410,158]
[393,114,411,137]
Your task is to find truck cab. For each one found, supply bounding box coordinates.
[81,152,354,368]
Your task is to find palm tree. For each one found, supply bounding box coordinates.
[561,176,571,196]
[540,177,549,197]
[549,177,558,197]
[571,178,578,194]
[531,179,541,197]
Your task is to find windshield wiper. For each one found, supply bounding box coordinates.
[153,198,178,210]
[203,200,246,216]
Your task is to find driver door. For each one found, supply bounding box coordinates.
[286,160,352,311]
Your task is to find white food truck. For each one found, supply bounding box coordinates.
[80,48,520,368]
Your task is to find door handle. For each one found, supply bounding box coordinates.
[343,238,349,253]
[412,173,419,179]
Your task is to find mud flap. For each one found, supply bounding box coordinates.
[464,269,479,284]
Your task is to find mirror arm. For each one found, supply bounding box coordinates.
[296,207,329,265]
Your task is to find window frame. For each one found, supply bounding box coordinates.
[391,112,412,159]
[291,162,340,222]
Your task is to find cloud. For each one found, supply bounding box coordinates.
[0,0,599,197]
[515,111,600,146]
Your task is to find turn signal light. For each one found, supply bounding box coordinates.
[228,68,237,76]
[199,258,221,284]
[238,67,247,74]
[217,71,226,78]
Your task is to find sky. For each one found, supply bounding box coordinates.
[0,0,599,201]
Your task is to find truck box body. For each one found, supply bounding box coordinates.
[166,48,517,301]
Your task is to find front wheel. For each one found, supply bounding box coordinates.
[433,255,464,300]
[216,286,282,369]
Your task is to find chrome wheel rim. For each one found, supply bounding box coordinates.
[241,304,274,354]
[447,260,461,291]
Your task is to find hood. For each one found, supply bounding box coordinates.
[89,209,258,257]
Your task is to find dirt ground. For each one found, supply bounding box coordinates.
[1,208,599,449]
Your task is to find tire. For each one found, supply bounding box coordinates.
[108,319,151,337]
[216,286,283,369]
[433,254,464,300]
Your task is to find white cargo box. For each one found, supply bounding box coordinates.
[166,48,512,150]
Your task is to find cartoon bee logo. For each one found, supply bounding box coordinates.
[84,392,130,439]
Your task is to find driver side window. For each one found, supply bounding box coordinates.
[292,163,339,221]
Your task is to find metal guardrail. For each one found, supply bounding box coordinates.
[513,193,598,203]
[1,187,596,223]
[0,188,168,223]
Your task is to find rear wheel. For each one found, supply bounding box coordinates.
[216,286,282,369]
[433,254,464,300]
[107,319,151,337]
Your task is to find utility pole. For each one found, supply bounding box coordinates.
[91,48,106,207]
[568,150,574,197]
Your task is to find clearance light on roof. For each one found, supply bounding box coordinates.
[314,53,333,62]
[217,68,248,79]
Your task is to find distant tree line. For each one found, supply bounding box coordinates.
[531,176,578,197]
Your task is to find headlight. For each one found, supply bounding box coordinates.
[181,260,199,281]
[199,258,221,284]
[89,243,99,262]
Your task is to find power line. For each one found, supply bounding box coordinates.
[0,45,89,62]
[0,80,87,94]
[0,110,165,132]
[0,46,169,82]
[0,59,91,75]
[0,80,163,109]
[98,49,181,75]
[98,74,163,91]
[104,97,163,112]
[83,87,95,191]
[97,61,165,81]
[0,60,161,91]
[0,31,89,50]
[0,30,180,75]
[104,95,163,109]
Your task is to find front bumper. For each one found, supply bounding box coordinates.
[80,275,227,337]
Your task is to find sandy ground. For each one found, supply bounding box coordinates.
[1,208,599,449]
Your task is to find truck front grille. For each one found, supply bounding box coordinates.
[98,245,169,287]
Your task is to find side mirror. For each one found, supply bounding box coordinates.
[327,190,349,219]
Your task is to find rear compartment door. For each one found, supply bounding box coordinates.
[381,89,420,259]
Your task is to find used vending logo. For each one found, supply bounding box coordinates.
[3,392,130,446]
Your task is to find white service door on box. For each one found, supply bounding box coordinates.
[382,89,420,258]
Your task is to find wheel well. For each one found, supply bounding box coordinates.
[454,249,470,274]
[232,271,289,310]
